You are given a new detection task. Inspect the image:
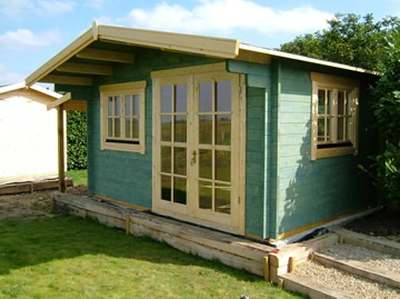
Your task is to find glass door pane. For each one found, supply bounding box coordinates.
[159,83,188,206]
[197,80,232,215]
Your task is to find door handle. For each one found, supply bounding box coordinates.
[191,150,197,165]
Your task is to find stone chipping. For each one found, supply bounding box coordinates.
[295,261,400,299]
[319,243,400,273]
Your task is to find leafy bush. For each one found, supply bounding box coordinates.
[369,30,400,203]
[67,111,87,170]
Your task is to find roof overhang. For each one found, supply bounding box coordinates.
[25,22,240,86]
[25,22,378,87]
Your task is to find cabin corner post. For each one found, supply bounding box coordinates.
[57,104,66,192]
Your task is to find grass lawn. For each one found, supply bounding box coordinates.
[66,169,87,187]
[0,216,302,299]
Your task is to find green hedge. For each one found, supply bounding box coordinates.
[67,111,87,170]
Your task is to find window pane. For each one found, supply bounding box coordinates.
[173,177,187,204]
[347,92,352,116]
[327,90,333,115]
[199,181,212,210]
[215,150,230,182]
[125,95,132,117]
[161,85,172,113]
[326,118,331,141]
[174,115,186,143]
[133,95,140,115]
[175,84,187,113]
[215,183,231,214]
[346,117,353,141]
[216,80,231,112]
[132,118,139,139]
[338,91,345,115]
[161,146,171,173]
[161,175,171,201]
[199,82,212,112]
[108,97,113,116]
[108,118,113,137]
[199,149,212,179]
[199,115,212,144]
[114,118,121,137]
[318,89,325,114]
[318,118,325,141]
[215,114,231,145]
[337,117,344,141]
[125,119,131,138]
[114,96,120,116]
[161,115,172,141]
[174,147,186,175]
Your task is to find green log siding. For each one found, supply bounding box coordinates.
[57,50,272,239]
[56,49,377,241]
[227,60,271,239]
[86,49,218,208]
[273,61,376,238]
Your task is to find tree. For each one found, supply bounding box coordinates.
[281,14,400,71]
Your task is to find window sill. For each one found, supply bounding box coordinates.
[101,142,145,154]
[315,145,355,160]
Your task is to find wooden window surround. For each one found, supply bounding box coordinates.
[311,73,359,160]
[100,81,146,153]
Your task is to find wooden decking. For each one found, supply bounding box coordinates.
[53,194,274,276]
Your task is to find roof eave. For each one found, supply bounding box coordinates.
[25,25,97,86]
[239,44,379,76]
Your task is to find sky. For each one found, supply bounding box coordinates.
[0,0,399,85]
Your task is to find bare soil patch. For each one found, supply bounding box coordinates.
[0,187,88,220]
[345,208,400,242]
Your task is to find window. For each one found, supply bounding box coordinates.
[100,81,146,153]
[311,73,359,160]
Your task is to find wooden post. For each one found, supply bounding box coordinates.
[58,104,66,192]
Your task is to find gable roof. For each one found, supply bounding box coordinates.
[0,82,62,99]
[25,22,378,86]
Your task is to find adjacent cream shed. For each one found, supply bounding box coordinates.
[0,82,66,186]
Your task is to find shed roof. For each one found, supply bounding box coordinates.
[0,82,62,99]
[25,22,378,87]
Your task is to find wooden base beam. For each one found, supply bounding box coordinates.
[0,178,72,196]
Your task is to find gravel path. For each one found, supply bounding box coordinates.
[295,261,400,299]
[319,243,400,273]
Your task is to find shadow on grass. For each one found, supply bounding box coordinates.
[0,215,258,282]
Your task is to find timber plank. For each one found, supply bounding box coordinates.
[53,194,272,276]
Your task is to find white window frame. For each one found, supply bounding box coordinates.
[100,81,146,153]
[311,72,359,160]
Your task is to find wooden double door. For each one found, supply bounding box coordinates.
[152,67,245,234]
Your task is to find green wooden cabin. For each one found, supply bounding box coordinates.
[26,23,378,242]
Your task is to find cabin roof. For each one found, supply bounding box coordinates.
[25,22,378,87]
